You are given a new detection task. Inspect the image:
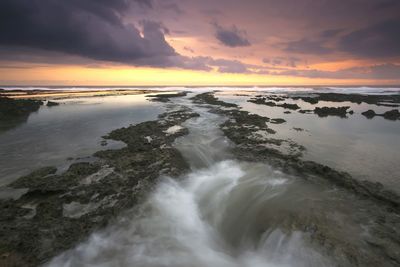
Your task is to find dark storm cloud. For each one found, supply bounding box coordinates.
[319,28,343,39]
[0,0,181,67]
[338,19,400,58]
[284,39,332,55]
[374,0,400,10]
[213,23,251,47]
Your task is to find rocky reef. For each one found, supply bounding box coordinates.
[46,101,59,107]
[362,109,400,120]
[248,96,300,110]
[192,93,304,160]
[291,92,400,107]
[192,92,400,208]
[146,92,188,102]
[0,105,198,266]
[314,106,352,118]
[0,97,43,132]
[191,91,400,266]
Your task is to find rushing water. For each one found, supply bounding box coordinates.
[1,87,399,266]
[46,96,397,267]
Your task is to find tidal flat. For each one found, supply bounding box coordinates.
[0,87,400,267]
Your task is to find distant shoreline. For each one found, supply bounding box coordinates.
[1,85,400,89]
[0,89,159,100]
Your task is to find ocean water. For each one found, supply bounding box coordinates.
[46,94,398,267]
[1,87,399,266]
[0,94,164,187]
[215,90,400,192]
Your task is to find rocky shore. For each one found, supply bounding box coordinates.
[191,91,400,266]
[248,93,400,120]
[1,91,399,266]
[193,92,400,208]
[0,99,198,266]
[290,92,400,107]
[362,109,400,120]
[0,97,44,132]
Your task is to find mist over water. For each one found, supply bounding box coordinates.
[46,99,338,267]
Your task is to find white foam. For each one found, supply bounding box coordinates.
[164,125,184,135]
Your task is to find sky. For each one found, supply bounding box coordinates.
[0,0,400,86]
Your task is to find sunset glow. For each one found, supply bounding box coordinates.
[0,0,399,85]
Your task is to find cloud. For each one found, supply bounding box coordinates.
[338,19,400,58]
[283,39,332,55]
[0,0,180,67]
[157,0,184,15]
[213,23,251,47]
[281,27,343,56]
[275,63,400,80]
[319,28,343,38]
[210,58,249,73]
[374,0,400,10]
[263,56,301,67]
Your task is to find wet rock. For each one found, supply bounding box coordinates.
[298,109,313,114]
[0,97,44,132]
[192,92,304,160]
[362,110,376,119]
[293,127,304,131]
[191,92,400,209]
[10,167,58,189]
[279,103,300,110]
[270,118,286,124]
[248,97,300,110]
[100,140,108,146]
[291,93,400,107]
[192,92,238,108]
[314,106,350,118]
[383,109,400,120]
[147,92,188,102]
[187,92,400,267]
[266,95,287,102]
[361,109,400,120]
[0,97,43,118]
[0,107,199,266]
[46,101,59,107]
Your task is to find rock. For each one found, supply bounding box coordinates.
[0,97,44,131]
[147,92,188,102]
[192,92,238,107]
[383,109,400,120]
[362,110,376,119]
[0,107,199,266]
[279,103,300,110]
[248,97,300,110]
[298,109,313,114]
[270,118,286,124]
[291,93,400,107]
[362,109,400,120]
[46,101,59,107]
[314,106,350,118]
[293,127,304,132]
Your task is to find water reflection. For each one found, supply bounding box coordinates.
[216,91,400,192]
[0,94,164,186]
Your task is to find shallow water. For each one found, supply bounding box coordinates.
[46,98,334,267]
[45,95,399,267]
[0,94,164,187]
[1,87,399,266]
[216,91,400,192]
